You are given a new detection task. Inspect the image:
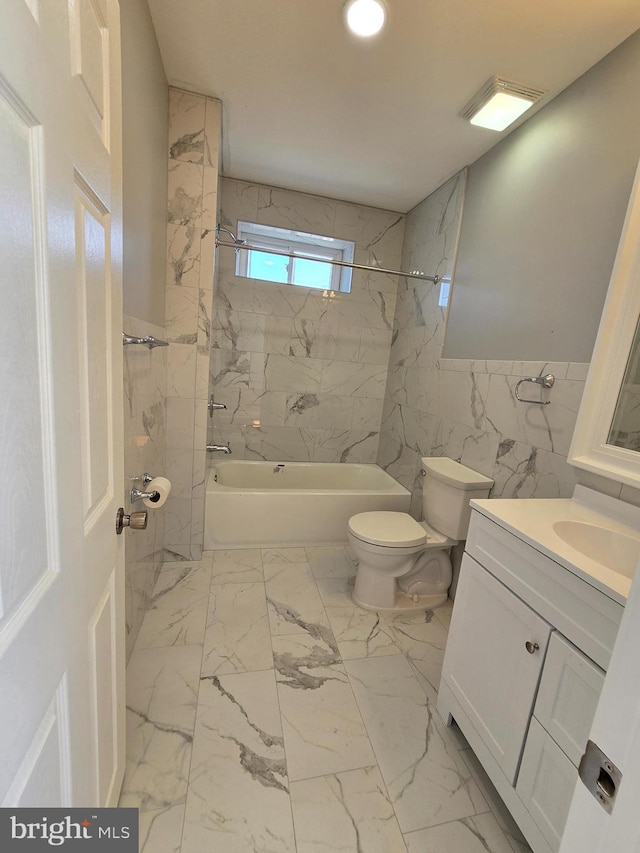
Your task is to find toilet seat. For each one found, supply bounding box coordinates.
[348,511,427,548]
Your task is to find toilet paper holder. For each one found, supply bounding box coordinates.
[130,486,160,503]
[130,472,160,503]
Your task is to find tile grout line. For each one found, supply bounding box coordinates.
[307,552,417,836]
[303,551,408,842]
[401,810,501,842]
[288,762,382,786]
[263,548,301,853]
[339,596,498,842]
[341,655,419,840]
[175,554,214,853]
[312,554,428,846]
[128,555,213,852]
[300,545,412,848]
[132,560,208,850]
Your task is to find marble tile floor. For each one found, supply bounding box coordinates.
[121,545,532,853]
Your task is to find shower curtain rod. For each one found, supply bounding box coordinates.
[214,237,441,283]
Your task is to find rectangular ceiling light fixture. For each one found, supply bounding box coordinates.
[461,77,545,132]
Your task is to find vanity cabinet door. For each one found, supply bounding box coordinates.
[534,632,605,767]
[516,718,577,852]
[441,554,552,784]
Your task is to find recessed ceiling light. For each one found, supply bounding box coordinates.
[344,0,387,38]
[461,77,546,132]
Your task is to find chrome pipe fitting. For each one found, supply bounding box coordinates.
[130,487,161,504]
[208,396,227,417]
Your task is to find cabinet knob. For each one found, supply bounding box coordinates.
[525,641,540,654]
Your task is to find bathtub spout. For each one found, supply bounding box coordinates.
[207,443,232,454]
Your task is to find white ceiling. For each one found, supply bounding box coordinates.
[147,0,640,213]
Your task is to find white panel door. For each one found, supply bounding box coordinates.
[560,551,640,852]
[441,554,552,783]
[0,0,125,807]
[560,160,640,852]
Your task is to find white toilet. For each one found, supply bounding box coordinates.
[348,457,493,613]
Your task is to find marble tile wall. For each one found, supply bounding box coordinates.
[377,171,590,516]
[123,315,167,659]
[165,88,221,560]
[208,178,405,463]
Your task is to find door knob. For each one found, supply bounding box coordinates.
[525,641,540,654]
[115,507,148,535]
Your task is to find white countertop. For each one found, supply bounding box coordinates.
[470,486,640,604]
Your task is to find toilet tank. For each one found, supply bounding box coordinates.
[421,457,494,540]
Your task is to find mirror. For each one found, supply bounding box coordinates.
[569,157,640,487]
[608,317,640,452]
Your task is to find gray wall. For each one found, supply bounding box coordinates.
[377,171,585,514]
[121,0,168,326]
[444,29,640,363]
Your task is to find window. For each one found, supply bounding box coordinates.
[236,221,354,293]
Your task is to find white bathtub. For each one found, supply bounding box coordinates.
[204,461,410,549]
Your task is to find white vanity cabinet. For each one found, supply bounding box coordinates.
[515,633,605,851]
[437,506,623,853]
[441,553,552,784]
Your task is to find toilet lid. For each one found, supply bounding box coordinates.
[349,512,427,547]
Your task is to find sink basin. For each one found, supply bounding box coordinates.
[553,520,640,579]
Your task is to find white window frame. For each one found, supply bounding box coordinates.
[236,220,354,292]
